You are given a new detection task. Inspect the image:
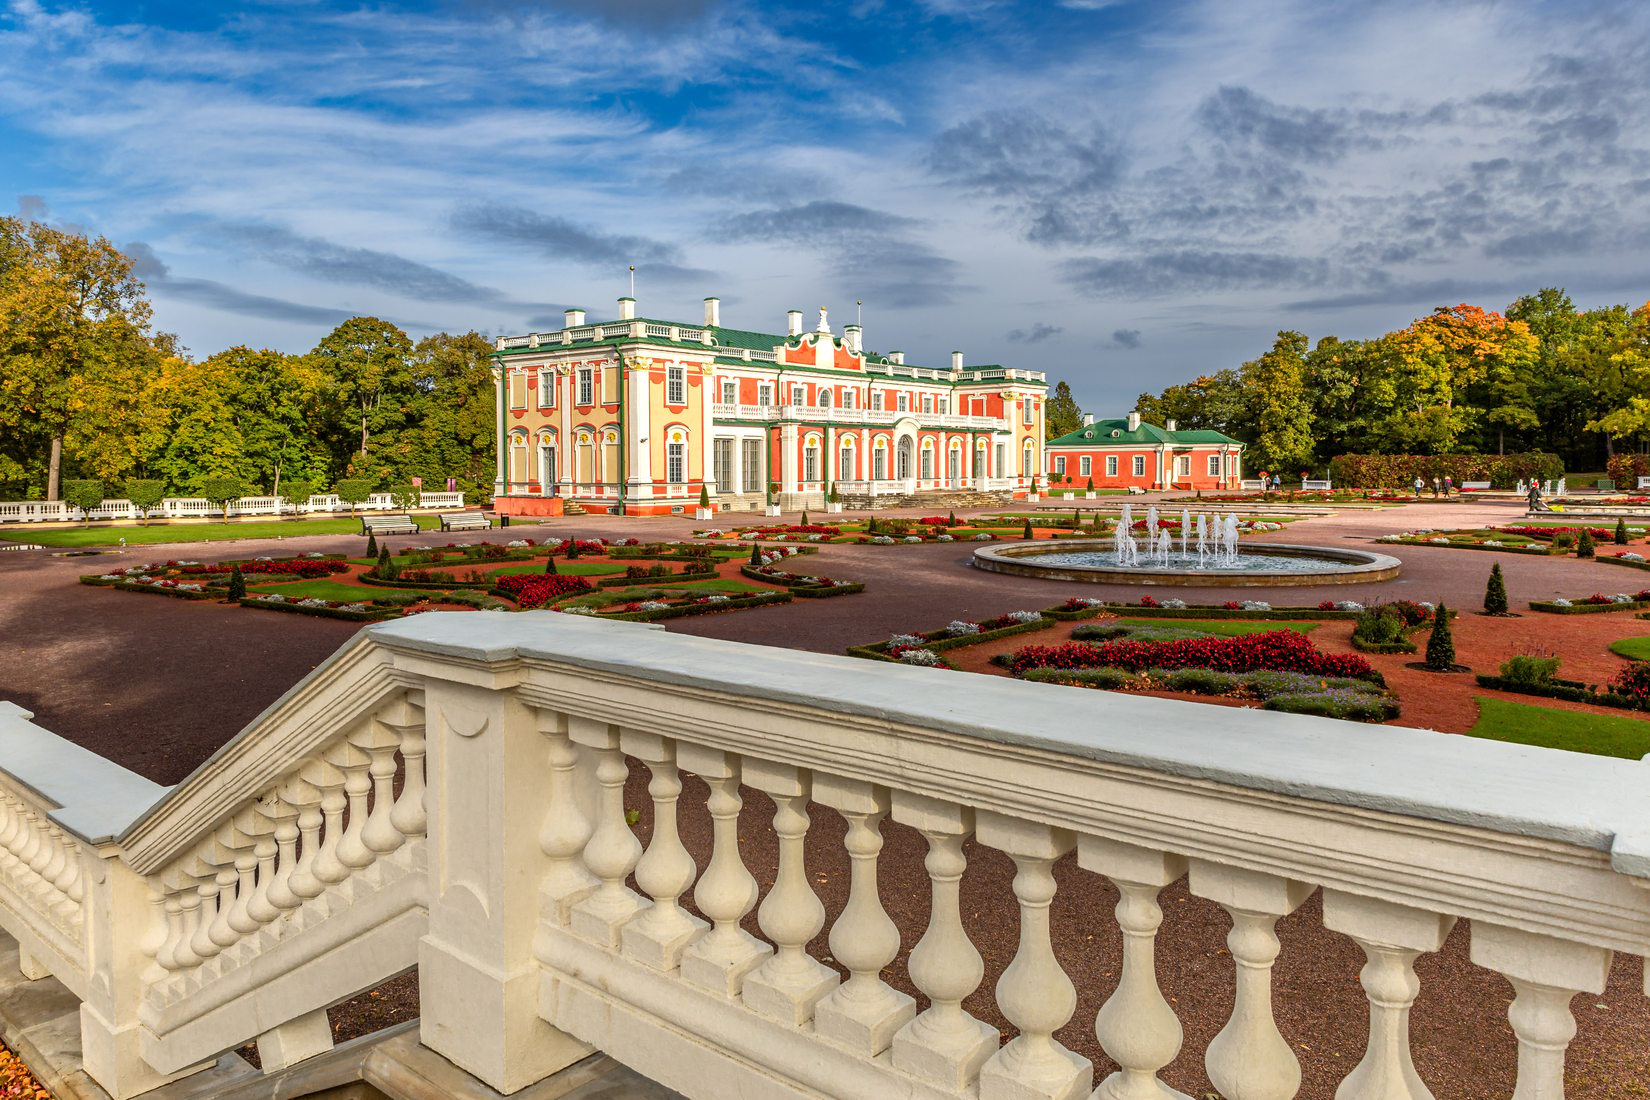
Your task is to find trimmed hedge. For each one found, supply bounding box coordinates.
[600,591,791,622]
[1390,538,1554,556]
[1056,604,1361,622]
[1598,556,1650,573]
[1474,674,1646,712]
[1528,598,1650,614]
[100,580,217,601]
[238,596,399,621]
[846,616,1053,662]
[1329,452,1563,490]
[793,582,864,598]
[598,570,720,588]
[358,572,494,590]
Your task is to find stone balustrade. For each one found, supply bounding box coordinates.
[0,619,1646,1098]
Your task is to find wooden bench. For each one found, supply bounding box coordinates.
[440,512,492,532]
[1461,481,1492,491]
[362,514,419,536]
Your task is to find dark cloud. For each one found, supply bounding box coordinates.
[1195,86,1351,165]
[1007,322,1062,343]
[125,242,357,326]
[719,201,913,241]
[453,203,711,282]
[211,223,504,302]
[1111,328,1141,348]
[1063,251,1327,296]
[1280,279,1514,312]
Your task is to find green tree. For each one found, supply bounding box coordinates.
[123,478,166,524]
[1484,562,1508,615]
[227,566,247,601]
[308,317,414,472]
[1576,526,1595,558]
[390,484,420,512]
[1616,518,1629,545]
[61,478,102,525]
[1425,605,1457,671]
[335,478,374,514]
[1242,332,1316,471]
[201,475,245,520]
[1044,380,1084,440]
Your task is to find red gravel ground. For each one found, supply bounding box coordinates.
[2,498,1649,1097]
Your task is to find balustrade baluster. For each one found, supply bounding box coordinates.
[328,740,375,869]
[1078,837,1190,1100]
[306,759,350,887]
[813,775,913,1055]
[976,811,1091,1100]
[207,831,245,949]
[890,794,996,1089]
[188,854,226,961]
[38,824,68,892]
[678,747,771,997]
[389,713,428,839]
[169,872,203,970]
[619,731,707,969]
[139,889,169,982]
[742,760,838,1026]
[226,814,263,936]
[246,797,282,925]
[534,710,596,925]
[53,828,83,903]
[1321,890,1453,1100]
[156,871,189,971]
[1189,861,1312,1100]
[567,720,647,946]
[350,720,406,854]
[16,806,47,880]
[1471,923,1611,1100]
[283,778,326,902]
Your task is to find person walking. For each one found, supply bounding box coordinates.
[1414,476,1424,499]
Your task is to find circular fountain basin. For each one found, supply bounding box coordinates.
[972,539,1402,587]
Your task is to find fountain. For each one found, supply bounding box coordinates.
[971,507,1401,587]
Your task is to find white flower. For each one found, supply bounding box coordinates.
[903,536,922,543]
[98,573,121,581]
[898,649,942,666]
[937,534,955,542]
[1613,593,1633,603]
[1525,543,1544,550]
[973,533,993,541]
[1551,598,1572,607]
[255,556,273,561]
[1335,600,1363,611]
[1240,600,1271,611]
[889,633,926,648]
[1006,610,1042,623]
[637,600,671,611]
[560,605,596,615]
[871,536,895,545]
[507,539,529,547]
[1070,597,1106,607]
[306,552,324,559]
[809,534,823,542]
[262,594,287,604]
[1419,601,1435,611]
[1160,598,1187,609]
[340,603,369,612]
[1623,552,1646,562]
[177,583,202,592]
[1429,537,1450,544]
[298,598,330,608]
[703,594,730,603]
[946,620,981,636]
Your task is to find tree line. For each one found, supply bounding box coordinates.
[0,218,495,504]
[1129,292,1650,475]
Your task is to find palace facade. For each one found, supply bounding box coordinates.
[1045,413,1244,492]
[491,297,1048,516]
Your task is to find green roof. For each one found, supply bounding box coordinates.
[1048,418,1243,447]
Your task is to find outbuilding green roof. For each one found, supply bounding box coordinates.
[1048,418,1243,447]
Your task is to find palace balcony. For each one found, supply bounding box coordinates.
[0,614,1644,1098]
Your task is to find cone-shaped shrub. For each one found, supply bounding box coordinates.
[227,565,246,601]
[699,484,710,508]
[1484,562,1508,615]
[1071,508,1081,529]
[366,532,378,558]
[1023,519,1033,539]
[800,510,809,526]
[1616,517,1629,545]
[566,536,579,560]
[948,510,956,526]
[1577,527,1595,558]
[1425,604,1456,671]
[374,545,391,577]
[750,542,763,567]
[543,554,558,575]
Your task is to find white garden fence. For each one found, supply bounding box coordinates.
[0,491,463,522]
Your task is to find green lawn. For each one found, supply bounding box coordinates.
[1466,697,1650,759]
[3,515,439,548]
[1608,636,1650,660]
[1111,617,1317,636]
[250,579,428,601]
[557,579,769,609]
[488,561,626,577]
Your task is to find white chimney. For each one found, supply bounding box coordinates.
[565,308,585,327]
[1127,411,1142,432]
[843,324,862,354]
[1165,419,1177,432]
[1082,414,1094,426]
[618,296,636,320]
[787,309,803,336]
[951,351,964,371]
[703,297,720,326]
[889,350,904,364]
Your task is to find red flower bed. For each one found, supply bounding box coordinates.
[917,516,963,527]
[752,524,841,536]
[1139,595,1160,608]
[1609,662,1650,705]
[185,559,349,578]
[1006,630,1379,681]
[1500,525,1612,541]
[494,573,593,609]
[550,539,607,556]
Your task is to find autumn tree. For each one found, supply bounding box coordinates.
[1044,380,1084,439]
[308,317,414,474]
[1585,302,1650,449]
[1241,332,1316,472]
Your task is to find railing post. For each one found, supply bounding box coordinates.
[418,682,592,1094]
[1471,923,1611,1100]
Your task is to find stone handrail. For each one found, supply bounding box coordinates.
[0,616,1647,1098]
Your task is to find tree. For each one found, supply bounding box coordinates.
[1425,605,1456,671]
[123,478,165,525]
[1586,303,1650,448]
[227,566,247,601]
[1616,518,1630,545]
[373,545,394,580]
[308,317,414,471]
[335,478,374,515]
[543,554,558,575]
[1243,332,1316,472]
[280,479,317,510]
[61,479,102,525]
[1576,526,1595,558]
[1044,380,1084,440]
[365,531,378,558]
[0,219,155,499]
[201,475,245,521]
[1022,518,1033,539]
[390,484,420,512]
[1484,563,1508,615]
[749,542,762,567]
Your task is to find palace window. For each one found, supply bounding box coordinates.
[819,389,832,408]
[1054,456,1067,476]
[1023,440,1035,475]
[509,373,527,410]
[922,395,933,414]
[873,445,887,480]
[804,443,819,483]
[741,439,762,491]
[897,393,908,412]
[1208,454,1221,477]
[721,379,736,405]
[1080,456,1091,477]
[1106,455,1118,477]
[790,385,805,407]
[839,443,854,480]
[937,397,948,415]
[843,390,855,409]
[538,371,555,408]
[576,367,593,406]
[920,445,934,479]
[667,440,686,484]
[1132,455,1145,477]
[1022,399,1034,426]
[871,392,883,411]
[1176,456,1190,478]
[667,365,686,405]
[758,382,773,407]
[714,439,734,491]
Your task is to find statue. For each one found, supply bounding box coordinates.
[816,306,831,334]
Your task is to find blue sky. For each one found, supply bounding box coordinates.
[4,0,1648,412]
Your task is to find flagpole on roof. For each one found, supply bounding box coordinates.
[629,264,635,298]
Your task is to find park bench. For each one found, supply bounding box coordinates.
[362,513,420,537]
[440,511,492,532]
[1461,480,1492,491]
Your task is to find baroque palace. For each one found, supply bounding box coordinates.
[491,296,1048,516]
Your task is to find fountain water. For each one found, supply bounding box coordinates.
[1113,503,1140,567]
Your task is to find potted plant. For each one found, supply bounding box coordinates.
[826,484,843,513]
[1085,477,1096,500]
[1026,476,1041,503]
[766,481,782,517]
[695,483,713,521]
[1062,474,1075,500]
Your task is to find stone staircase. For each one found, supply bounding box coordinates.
[560,500,588,515]
[834,487,1013,511]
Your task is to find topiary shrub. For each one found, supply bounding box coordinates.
[750,542,763,567]
[544,554,558,575]
[699,483,711,508]
[62,479,104,526]
[1425,602,1457,670]
[1617,518,1630,545]
[1552,532,1574,550]
[201,475,247,521]
[366,532,379,558]
[800,510,809,526]
[566,536,580,560]
[1577,527,1596,558]
[1484,562,1509,615]
[227,565,246,600]
[1500,653,1560,684]
[124,479,166,524]
[335,479,374,514]
[374,545,396,580]
[1023,519,1033,539]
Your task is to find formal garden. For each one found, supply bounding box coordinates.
[694,510,1293,545]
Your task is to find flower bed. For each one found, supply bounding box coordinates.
[1044,598,1361,622]
[1004,629,1381,682]
[597,563,721,587]
[491,573,595,609]
[1599,554,1650,572]
[739,563,863,597]
[1528,591,1650,614]
[575,590,792,622]
[239,594,401,621]
[83,575,217,600]
[1474,671,1648,712]
[186,558,350,578]
[1022,665,1399,721]
[847,611,1052,663]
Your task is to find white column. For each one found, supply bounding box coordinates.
[627,357,652,495]
[780,423,800,496]
[1321,890,1453,1100]
[492,365,506,498]
[1471,923,1612,1100]
[1190,861,1312,1100]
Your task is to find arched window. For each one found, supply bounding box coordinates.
[537,430,558,492]
[872,438,889,481]
[819,389,833,409]
[839,438,856,481]
[666,426,688,484]
[897,436,914,480]
[803,434,821,483]
[1023,439,1036,478]
[919,438,935,479]
[948,441,962,481]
